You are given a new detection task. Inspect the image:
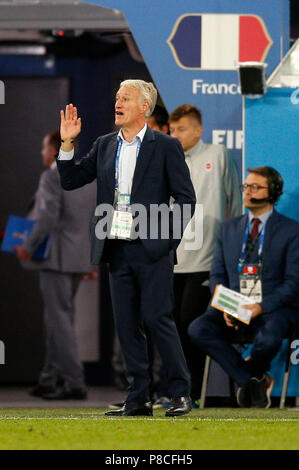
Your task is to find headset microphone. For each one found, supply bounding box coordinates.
[249,197,271,204]
[246,167,284,205]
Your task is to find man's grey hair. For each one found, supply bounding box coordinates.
[120,79,158,118]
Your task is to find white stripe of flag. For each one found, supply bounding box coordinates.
[201,14,239,69]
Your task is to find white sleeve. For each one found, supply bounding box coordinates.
[58,147,74,160]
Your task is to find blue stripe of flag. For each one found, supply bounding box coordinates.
[171,16,202,68]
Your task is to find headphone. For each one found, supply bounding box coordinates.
[266,167,284,203]
[248,167,284,205]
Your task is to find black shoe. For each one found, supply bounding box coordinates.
[29,384,56,397]
[105,402,153,416]
[42,388,87,400]
[236,384,252,408]
[165,396,192,417]
[248,374,274,408]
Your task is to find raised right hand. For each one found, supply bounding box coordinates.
[60,103,82,143]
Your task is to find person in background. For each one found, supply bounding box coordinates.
[15,130,97,400]
[189,167,299,408]
[148,105,169,134]
[169,104,242,405]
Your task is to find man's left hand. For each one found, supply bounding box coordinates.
[82,268,99,281]
[241,303,264,320]
[13,245,32,261]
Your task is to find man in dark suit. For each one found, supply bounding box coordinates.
[189,166,299,408]
[56,79,196,416]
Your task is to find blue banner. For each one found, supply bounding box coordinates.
[83,0,289,177]
[245,88,299,221]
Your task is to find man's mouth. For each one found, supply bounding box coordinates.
[115,111,124,116]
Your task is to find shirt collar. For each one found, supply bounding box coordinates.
[118,124,147,144]
[249,208,273,226]
[184,138,203,158]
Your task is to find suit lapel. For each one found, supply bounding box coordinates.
[261,209,278,258]
[104,135,118,202]
[131,127,156,198]
[237,214,249,257]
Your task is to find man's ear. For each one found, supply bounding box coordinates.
[142,100,150,114]
[197,124,203,139]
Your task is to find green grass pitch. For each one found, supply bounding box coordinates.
[0,408,298,450]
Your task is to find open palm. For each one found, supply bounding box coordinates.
[60,103,82,140]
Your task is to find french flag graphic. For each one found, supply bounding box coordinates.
[167,14,273,70]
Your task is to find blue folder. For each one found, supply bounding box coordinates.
[1,215,51,260]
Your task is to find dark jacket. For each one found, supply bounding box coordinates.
[56,127,196,264]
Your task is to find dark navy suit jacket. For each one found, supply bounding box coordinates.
[56,127,196,264]
[210,210,299,313]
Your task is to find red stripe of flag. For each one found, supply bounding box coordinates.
[239,15,272,62]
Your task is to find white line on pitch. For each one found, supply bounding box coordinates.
[0,417,299,422]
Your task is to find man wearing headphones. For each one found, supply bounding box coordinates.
[189,166,299,408]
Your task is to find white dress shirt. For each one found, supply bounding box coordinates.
[116,124,147,195]
[248,208,273,234]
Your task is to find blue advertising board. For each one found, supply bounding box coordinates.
[83,0,289,177]
[245,88,299,221]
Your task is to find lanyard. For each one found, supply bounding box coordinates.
[114,137,141,190]
[238,218,267,271]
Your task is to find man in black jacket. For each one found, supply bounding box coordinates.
[56,79,196,416]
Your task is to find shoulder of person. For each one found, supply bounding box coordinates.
[272,210,299,234]
[203,142,225,152]
[151,129,170,139]
[147,128,174,144]
[199,142,229,159]
[40,165,62,190]
[87,131,118,150]
[48,164,60,179]
[99,131,118,142]
[221,213,246,231]
[41,166,57,180]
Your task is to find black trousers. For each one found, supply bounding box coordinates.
[173,272,211,399]
[108,239,190,405]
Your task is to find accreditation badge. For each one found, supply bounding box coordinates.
[239,263,263,303]
[109,193,133,240]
